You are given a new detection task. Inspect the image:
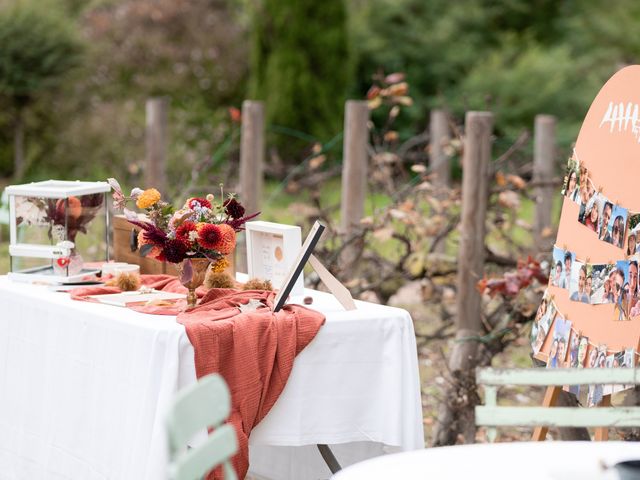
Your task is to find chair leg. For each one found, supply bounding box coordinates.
[317,444,342,474]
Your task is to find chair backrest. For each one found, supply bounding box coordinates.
[167,374,239,480]
[475,367,640,442]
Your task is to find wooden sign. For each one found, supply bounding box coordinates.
[538,66,640,365]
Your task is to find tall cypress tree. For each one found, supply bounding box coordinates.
[250,0,351,162]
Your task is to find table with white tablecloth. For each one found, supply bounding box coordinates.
[0,276,424,480]
[332,442,640,480]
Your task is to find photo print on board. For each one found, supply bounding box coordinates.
[624,348,636,369]
[530,292,550,347]
[611,349,635,393]
[591,263,615,304]
[569,261,589,304]
[587,344,608,407]
[561,152,580,203]
[532,301,557,355]
[580,192,602,234]
[623,348,636,390]
[568,331,580,368]
[566,332,589,396]
[604,354,616,396]
[587,344,599,369]
[613,260,630,320]
[550,246,574,290]
[627,213,640,256]
[628,259,640,317]
[577,173,597,225]
[598,198,614,243]
[576,336,589,368]
[606,204,628,249]
[546,314,571,368]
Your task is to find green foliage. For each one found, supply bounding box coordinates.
[0,1,83,106]
[250,0,352,159]
[351,0,639,151]
[449,40,601,145]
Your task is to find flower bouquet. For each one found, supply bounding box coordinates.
[108,178,258,307]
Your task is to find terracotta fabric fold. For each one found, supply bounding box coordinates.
[70,274,325,478]
[178,287,325,479]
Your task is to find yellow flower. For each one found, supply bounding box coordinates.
[211,257,229,273]
[136,188,161,209]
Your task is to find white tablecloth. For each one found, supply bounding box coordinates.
[0,276,423,479]
[332,442,640,480]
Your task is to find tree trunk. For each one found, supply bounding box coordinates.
[432,112,493,446]
[14,108,25,180]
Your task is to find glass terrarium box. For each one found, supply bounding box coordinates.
[6,180,111,283]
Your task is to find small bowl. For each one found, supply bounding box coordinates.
[101,262,128,276]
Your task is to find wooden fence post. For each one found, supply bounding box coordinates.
[145,97,168,194]
[430,109,451,188]
[340,100,370,268]
[533,114,556,252]
[429,109,451,253]
[433,111,494,446]
[240,100,265,219]
[238,100,265,273]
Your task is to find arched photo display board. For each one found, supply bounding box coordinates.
[532,66,640,409]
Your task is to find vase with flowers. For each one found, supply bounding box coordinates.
[108,178,258,308]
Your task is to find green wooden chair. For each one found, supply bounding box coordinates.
[167,374,239,480]
[475,367,640,442]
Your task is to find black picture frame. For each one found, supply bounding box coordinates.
[273,220,326,312]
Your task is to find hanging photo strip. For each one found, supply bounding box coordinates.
[547,244,640,319]
[562,150,631,250]
[531,290,636,388]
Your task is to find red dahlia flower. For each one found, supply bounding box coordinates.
[186,197,212,209]
[176,221,197,245]
[223,198,245,219]
[196,223,223,250]
[162,239,189,263]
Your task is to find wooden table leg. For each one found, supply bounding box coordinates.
[532,386,562,441]
[595,395,612,441]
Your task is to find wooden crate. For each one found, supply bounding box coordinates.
[112,215,235,277]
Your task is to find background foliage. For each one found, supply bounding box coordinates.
[1,0,640,182]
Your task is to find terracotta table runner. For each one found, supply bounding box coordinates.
[71,275,325,478]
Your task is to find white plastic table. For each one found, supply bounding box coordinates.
[332,441,640,480]
[0,276,424,480]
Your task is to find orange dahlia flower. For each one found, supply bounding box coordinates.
[216,224,236,254]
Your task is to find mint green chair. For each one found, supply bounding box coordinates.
[167,374,239,480]
[475,367,640,442]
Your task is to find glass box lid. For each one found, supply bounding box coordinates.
[5,180,110,198]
